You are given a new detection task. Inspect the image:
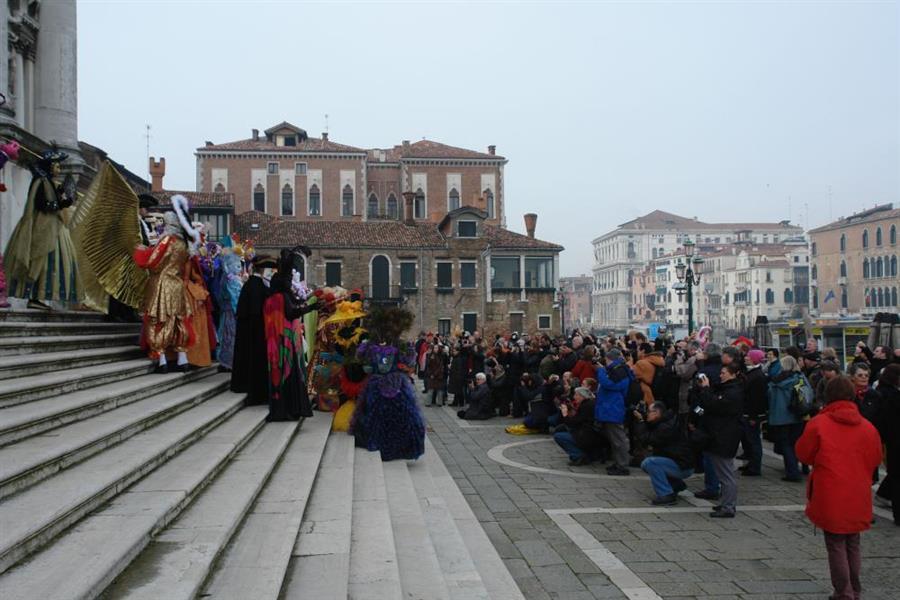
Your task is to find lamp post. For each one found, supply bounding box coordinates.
[674,240,704,335]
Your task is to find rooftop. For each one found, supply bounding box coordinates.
[615,210,801,233]
[153,190,235,210]
[808,204,898,234]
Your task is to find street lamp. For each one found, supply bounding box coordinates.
[674,243,704,335]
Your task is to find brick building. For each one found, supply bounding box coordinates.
[148,157,234,243]
[559,275,592,334]
[195,122,506,226]
[235,204,562,336]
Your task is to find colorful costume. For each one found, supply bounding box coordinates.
[185,255,216,367]
[215,251,242,370]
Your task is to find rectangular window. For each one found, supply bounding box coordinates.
[438,318,451,336]
[414,194,426,219]
[284,135,296,146]
[524,257,554,289]
[294,162,307,176]
[458,221,477,237]
[491,257,520,289]
[462,312,478,334]
[267,162,279,175]
[537,314,551,330]
[325,262,342,287]
[436,262,453,288]
[460,262,476,288]
[400,262,417,289]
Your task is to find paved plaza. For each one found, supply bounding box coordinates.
[423,397,900,600]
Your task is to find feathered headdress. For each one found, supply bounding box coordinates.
[171,194,201,246]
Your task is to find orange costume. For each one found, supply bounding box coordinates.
[184,256,216,367]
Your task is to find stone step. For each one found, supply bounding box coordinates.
[0,346,144,381]
[278,431,356,600]
[383,460,452,600]
[0,406,265,600]
[0,374,229,499]
[201,415,333,600]
[0,392,246,574]
[422,438,526,600]
[347,447,403,600]
[0,333,139,356]
[0,358,153,408]
[407,454,491,600]
[102,419,300,600]
[0,321,140,338]
[0,365,218,447]
[0,308,107,323]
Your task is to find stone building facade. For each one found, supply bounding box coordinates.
[195,122,506,227]
[559,275,592,334]
[808,204,899,317]
[235,205,562,336]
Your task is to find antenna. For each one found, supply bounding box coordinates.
[145,124,151,179]
[828,185,833,221]
[324,114,329,134]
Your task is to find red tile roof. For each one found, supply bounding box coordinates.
[154,190,234,209]
[808,204,899,234]
[618,210,801,232]
[484,225,564,251]
[197,137,366,154]
[393,140,504,161]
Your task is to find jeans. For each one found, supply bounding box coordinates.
[641,456,693,498]
[554,431,583,461]
[547,412,561,428]
[824,531,861,600]
[740,416,762,473]
[703,453,720,494]
[772,422,804,479]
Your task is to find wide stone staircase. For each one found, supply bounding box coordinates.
[0,309,524,600]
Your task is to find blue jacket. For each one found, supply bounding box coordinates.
[768,371,802,426]
[595,360,631,424]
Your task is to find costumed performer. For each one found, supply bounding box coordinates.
[184,250,217,368]
[264,247,318,421]
[133,195,198,373]
[215,237,243,372]
[0,140,20,308]
[5,149,80,309]
[231,254,277,405]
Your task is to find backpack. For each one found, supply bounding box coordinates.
[789,374,815,417]
[650,365,667,403]
[626,375,643,409]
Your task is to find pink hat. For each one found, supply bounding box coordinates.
[747,349,766,365]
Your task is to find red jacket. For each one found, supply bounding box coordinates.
[571,359,596,383]
[795,400,883,534]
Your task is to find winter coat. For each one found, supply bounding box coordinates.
[557,352,577,375]
[634,353,666,405]
[854,385,880,423]
[539,354,557,380]
[425,352,447,390]
[448,353,469,396]
[743,365,768,419]
[874,383,900,469]
[674,353,699,413]
[464,383,494,420]
[635,409,694,469]
[571,359,595,384]
[595,360,631,424]
[795,400,883,534]
[768,371,802,426]
[697,379,744,458]
[562,397,598,450]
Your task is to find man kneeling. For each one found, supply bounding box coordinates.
[458,373,494,420]
[635,401,695,505]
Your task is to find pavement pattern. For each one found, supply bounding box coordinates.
[421,395,900,600]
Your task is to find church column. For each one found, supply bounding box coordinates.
[34,0,80,160]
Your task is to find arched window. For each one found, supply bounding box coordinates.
[840,234,846,252]
[367,193,379,218]
[870,257,876,278]
[841,288,848,308]
[892,287,898,307]
[891,255,897,277]
[448,187,460,211]
[784,288,794,304]
[253,183,265,212]
[280,183,293,216]
[765,288,774,304]
[877,288,884,307]
[628,241,635,258]
[341,185,354,217]
[876,257,884,278]
[876,227,883,246]
[811,264,817,280]
[812,289,818,309]
[484,189,495,219]
[863,258,870,278]
[308,184,321,216]
[386,193,398,219]
[755,289,760,304]
[369,255,391,299]
[863,229,869,248]
[214,182,226,193]
[414,188,425,219]
[840,261,846,277]
[891,225,897,245]
[865,288,870,307]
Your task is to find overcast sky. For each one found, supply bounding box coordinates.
[77,1,899,276]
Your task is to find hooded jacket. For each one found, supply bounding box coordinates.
[795,400,883,534]
[595,359,631,424]
[634,352,666,405]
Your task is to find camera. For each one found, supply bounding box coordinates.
[692,405,705,417]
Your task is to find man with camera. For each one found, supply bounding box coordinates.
[595,348,633,476]
[634,401,695,505]
[458,372,494,420]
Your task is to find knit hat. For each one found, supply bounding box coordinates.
[746,349,765,365]
[574,386,594,400]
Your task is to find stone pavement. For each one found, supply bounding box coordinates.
[421,395,900,600]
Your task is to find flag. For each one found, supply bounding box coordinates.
[823,289,835,303]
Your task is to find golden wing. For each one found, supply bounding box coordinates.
[71,162,148,309]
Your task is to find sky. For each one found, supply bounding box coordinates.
[77,1,900,277]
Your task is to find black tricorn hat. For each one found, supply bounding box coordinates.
[138,193,159,209]
[252,254,278,270]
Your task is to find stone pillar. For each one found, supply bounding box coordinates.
[34,0,80,158]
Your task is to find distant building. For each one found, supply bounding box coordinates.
[591,210,804,330]
[808,204,898,317]
[148,157,234,243]
[559,275,592,334]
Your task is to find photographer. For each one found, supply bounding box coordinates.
[447,342,470,407]
[553,387,599,466]
[635,401,694,505]
[695,362,744,518]
[673,340,700,416]
[458,373,493,420]
[513,372,544,419]
[595,348,633,476]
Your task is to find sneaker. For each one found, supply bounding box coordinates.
[606,465,630,476]
[709,507,735,518]
[694,489,721,500]
[652,494,678,506]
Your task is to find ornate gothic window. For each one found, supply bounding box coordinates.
[281,183,293,216]
[308,184,321,216]
[253,183,265,212]
[341,184,354,217]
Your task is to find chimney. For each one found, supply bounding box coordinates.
[402,140,410,149]
[488,145,496,156]
[524,213,537,238]
[402,191,416,225]
[149,157,166,192]
[252,128,259,141]
[322,132,328,141]
[205,141,213,147]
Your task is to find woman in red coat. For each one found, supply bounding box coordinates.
[795,375,882,600]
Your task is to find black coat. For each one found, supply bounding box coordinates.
[743,366,768,419]
[875,383,900,465]
[230,276,270,405]
[636,409,694,469]
[464,383,494,420]
[448,352,469,396]
[698,379,744,458]
[563,397,598,450]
